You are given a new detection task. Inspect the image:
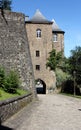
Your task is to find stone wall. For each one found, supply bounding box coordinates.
[0,10,36,97]
[52,33,64,53]
[0,93,32,123]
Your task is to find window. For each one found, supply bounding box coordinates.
[36,29,41,38]
[36,50,40,57]
[53,33,58,42]
[36,65,40,70]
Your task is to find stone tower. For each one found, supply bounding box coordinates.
[25,10,65,94]
[0,10,36,97]
[52,19,64,52]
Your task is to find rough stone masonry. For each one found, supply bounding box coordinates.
[0,9,36,97]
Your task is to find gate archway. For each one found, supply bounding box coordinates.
[35,79,46,94]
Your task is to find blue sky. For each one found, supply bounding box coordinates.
[12,0,81,57]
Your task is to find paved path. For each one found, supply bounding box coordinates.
[2,94,81,130]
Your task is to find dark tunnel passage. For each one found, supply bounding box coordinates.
[35,79,46,94]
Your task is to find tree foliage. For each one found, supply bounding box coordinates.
[46,49,62,71]
[69,46,81,85]
[0,66,20,93]
[4,70,20,93]
[56,68,70,88]
[0,0,12,10]
[0,66,5,88]
[58,57,70,73]
[48,46,81,94]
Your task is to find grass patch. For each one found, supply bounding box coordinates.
[0,88,29,101]
[60,93,81,99]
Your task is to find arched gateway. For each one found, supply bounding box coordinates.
[35,79,46,94]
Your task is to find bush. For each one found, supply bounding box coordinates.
[61,80,74,94]
[0,66,5,88]
[3,70,20,93]
[61,79,81,95]
[0,91,1,97]
[56,68,70,88]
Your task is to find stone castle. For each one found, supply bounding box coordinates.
[25,10,65,94]
[0,9,64,95]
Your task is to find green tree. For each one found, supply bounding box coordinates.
[69,46,81,85]
[46,49,62,71]
[4,70,20,93]
[0,0,12,10]
[58,56,70,73]
[56,68,70,88]
[0,66,5,88]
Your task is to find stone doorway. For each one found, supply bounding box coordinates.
[35,79,46,94]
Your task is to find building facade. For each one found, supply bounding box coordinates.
[25,10,65,94]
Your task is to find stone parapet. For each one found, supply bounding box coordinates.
[0,93,33,123]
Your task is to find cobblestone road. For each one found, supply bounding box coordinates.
[2,94,81,130]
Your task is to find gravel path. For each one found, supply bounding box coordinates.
[2,94,81,130]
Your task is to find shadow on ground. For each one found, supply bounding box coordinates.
[78,109,81,111]
[0,125,13,130]
[0,120,13,130]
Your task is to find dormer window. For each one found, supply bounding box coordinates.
[53,33,58,42]
[36,29,41,38]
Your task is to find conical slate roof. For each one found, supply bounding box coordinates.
[26,9,52,24]
[52,19,64,33]
[52,19,61,31]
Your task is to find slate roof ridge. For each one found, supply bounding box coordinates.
[52,19,62,31]
[26,9,52,24]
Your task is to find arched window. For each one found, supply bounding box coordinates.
[36,29,41,38]
[53,33,58,42]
